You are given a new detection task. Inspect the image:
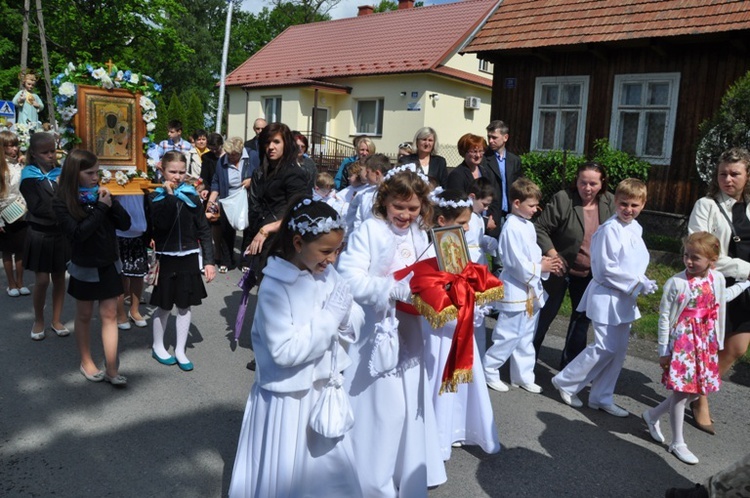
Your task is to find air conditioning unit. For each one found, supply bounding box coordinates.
[464,96,481,110]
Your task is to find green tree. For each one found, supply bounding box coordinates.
[166,91,187,132]
[373,0,423,12]
[154,96,169,143]
[696,70,750,184]
[184,90,206,135]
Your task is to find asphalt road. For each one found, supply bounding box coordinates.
[1,267,749,497]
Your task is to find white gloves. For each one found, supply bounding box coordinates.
[390,271,414,303]
[325,281,353,327]
[638,276,658,295]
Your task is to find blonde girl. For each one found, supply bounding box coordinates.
[642,232,750,464]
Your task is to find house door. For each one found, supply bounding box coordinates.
[313,107,328,137]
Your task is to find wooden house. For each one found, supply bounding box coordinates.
[463,0,750,214]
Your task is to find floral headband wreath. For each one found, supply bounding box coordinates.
[382,163,430,185]
[287,198,346,235]
[429,186,473,209]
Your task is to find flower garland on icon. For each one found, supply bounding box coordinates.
[50,62,161,169]
[99,169,149,187]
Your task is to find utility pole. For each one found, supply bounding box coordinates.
[20,0,30,78]
[34,0,57,130]
[215,0,233,134]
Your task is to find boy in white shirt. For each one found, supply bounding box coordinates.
[483,178,561,393]
[346,153,392,235]
[552,178,656,417]
[466,177,498,267]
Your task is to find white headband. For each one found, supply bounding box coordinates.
[287,198,346,235]
[383,163,430,185]
[429,187,473,209]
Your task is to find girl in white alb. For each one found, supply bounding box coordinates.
[427,188,499,460]
[229,198,363,498]
[337,164,446,498]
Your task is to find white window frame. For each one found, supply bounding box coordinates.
[608,72,680,165]
[263,96,282,123]
[478,59,493,74]
[530,76,590,154]
[355,98,384,136]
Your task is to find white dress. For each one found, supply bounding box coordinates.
[427,315,500,460]
[229,257,363,498]
[338,217,447,498]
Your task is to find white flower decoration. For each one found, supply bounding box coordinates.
[147,158,157,168]
[100,74,114,89]
[58,82,76,98]
[142,110,156,122]
[91,68,106,80]
[100,170,112,184]
[140,96,155,112]
[59,106,78,121]
[67,62,76,72]
[116,70,124,81]
[115,171,129,186]
[146,122,155,132]
[129,74,139,84]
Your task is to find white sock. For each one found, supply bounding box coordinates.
[174,307,192,364]
[669,392,691,446]
[646,394,671,434]
[152,307,172,359]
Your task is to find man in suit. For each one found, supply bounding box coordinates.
[482,120,522,238]
[243,118,267,154]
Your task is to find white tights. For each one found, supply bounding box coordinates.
[646,391,699,446]
[152,306,192,364]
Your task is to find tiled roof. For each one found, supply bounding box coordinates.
[226,0,499,87]
[465,0,750,53]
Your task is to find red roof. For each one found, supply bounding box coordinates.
[465,0,750,53]
[226,0,499,88]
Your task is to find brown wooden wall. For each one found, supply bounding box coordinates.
[484,34,750,214]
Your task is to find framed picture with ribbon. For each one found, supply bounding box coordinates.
[431,225,469,274]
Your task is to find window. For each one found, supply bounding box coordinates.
[263,96,282,123]
[478,59,493,74]
[530,76,589,153]
[609,73,680,164]
[355,98,384,135]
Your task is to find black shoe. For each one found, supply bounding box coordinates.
[665,484,708,498]
[247,359,256,371]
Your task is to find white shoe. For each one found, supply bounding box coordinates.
[642,411,665,443]
[486,379,509,392]
[551,377,582,408]
[451,441,463,448]
[513,382,543,394]
[128,311,148,328]
[669,443,699,465]
[589,402,629,417]
[18,286,30,295]
[7,287,19,297]
[117,321,131,330]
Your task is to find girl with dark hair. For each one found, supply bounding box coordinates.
[20,132,70,340]
[53,149,131,385]
[245,123,309,258]
[533,162,616,368]
[229,197,362,498]
[0,141,29,297]
[148,151,215,372]
[427,188,500,460]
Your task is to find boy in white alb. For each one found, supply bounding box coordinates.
[345,153,392,235]
[552,178,656,417]
[483,178,561,393]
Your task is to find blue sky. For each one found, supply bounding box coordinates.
[241,0,462,20]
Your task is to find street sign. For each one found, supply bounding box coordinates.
[0,100,15,128]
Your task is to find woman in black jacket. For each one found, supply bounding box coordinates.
[245,123,309,257]
[53,149,131,385]
[400,126,448,187]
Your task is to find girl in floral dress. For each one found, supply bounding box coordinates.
[642,232,750,465]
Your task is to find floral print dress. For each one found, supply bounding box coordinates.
[663,273,721,394]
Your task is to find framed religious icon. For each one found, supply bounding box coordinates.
[431,225,469,274]
[75,85,146,172]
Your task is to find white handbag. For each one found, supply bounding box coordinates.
[309,337,355,438]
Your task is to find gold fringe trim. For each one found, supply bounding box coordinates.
[412,295,457,328]
[413,285,504,329]
[439,368,474,395]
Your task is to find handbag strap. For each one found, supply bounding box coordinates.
[714,198,742,243]
[328,336,339,379]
